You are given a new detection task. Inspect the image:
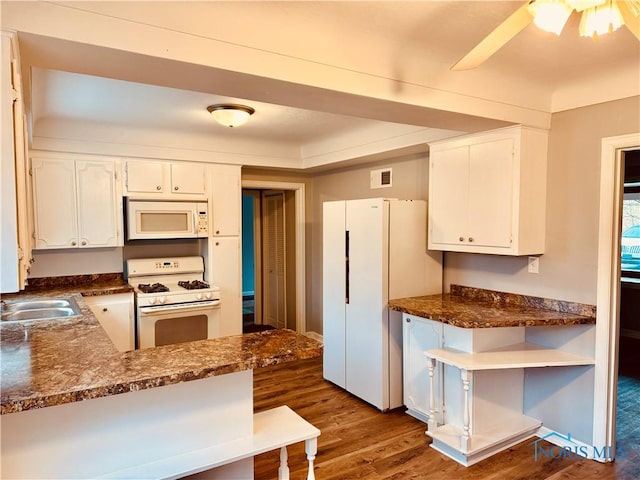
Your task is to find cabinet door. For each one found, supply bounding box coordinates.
[32,158,78,249]
[125,160,166,193]
[429,146,469,246]
[76,160,120,247]
[468,139,513,248]
[210,164,240,235]
[171,163,206,195]
[86,293,134,352]
[209,236,241,337]
[403,315,443,423]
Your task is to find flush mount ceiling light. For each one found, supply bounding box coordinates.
[451,0,640,70]
[207,104,255,128]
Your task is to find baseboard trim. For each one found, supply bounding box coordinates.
[304,331,323,344]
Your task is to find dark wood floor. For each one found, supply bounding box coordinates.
[253,357,639,480]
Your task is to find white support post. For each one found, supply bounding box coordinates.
[461,368,471,452]
[278,446,290,480]
[305,437,317,480]
[427,356,437,432]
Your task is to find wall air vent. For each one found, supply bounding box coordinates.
[370,168,392,189]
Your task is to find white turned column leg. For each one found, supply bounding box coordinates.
[460,369,471,453]
[305,437,318,480]
[427,356,437,433]
[278,446,290,480]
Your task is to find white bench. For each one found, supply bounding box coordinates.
[99,405,320,480]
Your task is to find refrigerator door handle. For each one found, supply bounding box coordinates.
[345,230,350,304]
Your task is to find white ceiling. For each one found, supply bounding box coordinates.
[11,1,640,169]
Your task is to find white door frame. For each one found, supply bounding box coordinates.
[242,180,306,334]
[594,133,640,459]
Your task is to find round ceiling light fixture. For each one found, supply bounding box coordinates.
[207,104,255,128]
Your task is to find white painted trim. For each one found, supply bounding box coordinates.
[594,133,640,461]
[242,180,306,335]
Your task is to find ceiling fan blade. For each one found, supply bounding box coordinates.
[451,2,534,71]
[617,1,640,41]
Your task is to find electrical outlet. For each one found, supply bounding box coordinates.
[528,256,540,274]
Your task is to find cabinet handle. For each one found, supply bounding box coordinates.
[468,237,474,243]
[216,241,220,246]
[459,236,464,242]
[156,185,161,191]
[71,241,77,246]
[102,307,108,312]
[174,186,179,191]
[81,240,87,246]
[216,230,220,235]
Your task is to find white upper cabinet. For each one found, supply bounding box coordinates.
[209,164,241,236]
[32,155,122,249]
[124,160,206,196]
[428,125,548,256]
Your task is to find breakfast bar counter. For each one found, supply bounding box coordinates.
[0,279,323,479]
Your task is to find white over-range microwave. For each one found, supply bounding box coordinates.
[125,198,209,240]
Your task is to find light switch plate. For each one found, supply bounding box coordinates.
[528,256,540,274]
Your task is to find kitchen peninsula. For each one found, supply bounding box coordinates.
[0,281,323,479]
[390,285,596,467]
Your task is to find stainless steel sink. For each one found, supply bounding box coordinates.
[1,297,82,322]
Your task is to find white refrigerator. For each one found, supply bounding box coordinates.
[323,198,443,411]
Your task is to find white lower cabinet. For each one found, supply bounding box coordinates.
[84,293,134,352]
[402,314,443,423]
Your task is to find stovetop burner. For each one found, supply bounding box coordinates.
[178,280,210,290]
[138,283,169,293]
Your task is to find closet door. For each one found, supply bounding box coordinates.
[262,191,286,330]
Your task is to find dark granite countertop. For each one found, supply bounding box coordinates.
[388,285,596,329]
[1,276,322,415]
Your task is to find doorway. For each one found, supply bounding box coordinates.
[595,133,640,460]
[616,149,640,461]
[241,188,297,333]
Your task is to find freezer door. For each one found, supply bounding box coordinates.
[322,200,347,388]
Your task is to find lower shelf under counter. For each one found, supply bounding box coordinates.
[425,342,596,371]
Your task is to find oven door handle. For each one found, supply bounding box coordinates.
[139,300,220,315]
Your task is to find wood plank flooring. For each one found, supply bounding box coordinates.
[253,357,639,480]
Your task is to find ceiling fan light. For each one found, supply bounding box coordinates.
[529,0,573,34]
[579,1,624,37]
[207,104,255,128]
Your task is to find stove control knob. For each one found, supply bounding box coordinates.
[196,293,203,300]
[149,298,158,305]
[158,296,167,304]
[205,292,213,300]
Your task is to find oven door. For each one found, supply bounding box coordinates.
[137,300,220,349]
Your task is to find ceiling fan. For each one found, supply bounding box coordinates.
[451,0,640,70]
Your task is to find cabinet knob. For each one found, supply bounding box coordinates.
[459,236,464,242]
[156,185,161,191]
[174,186,179,191]
[102,307,108,312]
[71,241,77,246]
[81,240,87,246]
[216,230,220,234]
[468,237,474,243]
[406,318,411,323]
[215,241,220,246]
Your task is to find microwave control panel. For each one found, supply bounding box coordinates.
[198,209,208,235]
